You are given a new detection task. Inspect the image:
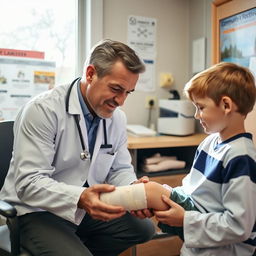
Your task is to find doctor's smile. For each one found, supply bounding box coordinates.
[105,100,119,111]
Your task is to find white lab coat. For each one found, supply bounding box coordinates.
[0,83,137,225]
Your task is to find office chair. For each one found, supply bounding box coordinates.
[0,120,31,256]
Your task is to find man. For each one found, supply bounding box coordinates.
[0,39,155,256]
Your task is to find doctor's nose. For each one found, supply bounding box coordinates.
[114,93,127,106]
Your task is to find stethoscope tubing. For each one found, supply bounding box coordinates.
[65,78,112,160]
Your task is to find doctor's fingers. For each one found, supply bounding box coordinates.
[88,206,126,222]
[79,185,116,205]
[96,200,126,214]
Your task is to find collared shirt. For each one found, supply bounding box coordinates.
[77,82,101,157]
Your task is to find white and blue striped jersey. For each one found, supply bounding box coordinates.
[180,133,256,256]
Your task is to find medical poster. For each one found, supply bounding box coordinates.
[128,15,157,91]
[128,15,156,56]
[0,57,55,121]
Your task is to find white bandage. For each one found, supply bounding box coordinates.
[100,183,147,211]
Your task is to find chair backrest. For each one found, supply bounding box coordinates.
[0,120,14,189]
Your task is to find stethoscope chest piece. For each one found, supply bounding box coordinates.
[80,151,90,160]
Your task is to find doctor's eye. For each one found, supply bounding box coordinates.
[110,86,122,93]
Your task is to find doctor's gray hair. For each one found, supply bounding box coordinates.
[83,39,145,78]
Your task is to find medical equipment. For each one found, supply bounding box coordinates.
[126,124,156,137]
[65,78,112,160]
[158,99,195,136]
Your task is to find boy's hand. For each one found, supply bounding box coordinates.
[154,194,185,226]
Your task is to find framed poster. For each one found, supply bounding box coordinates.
[212,0,256,64]
[220,8,256,72]
[212,0,256,143]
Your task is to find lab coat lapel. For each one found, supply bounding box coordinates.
[67,81,89,153]
[91,120,104,165]
[67,80,81,115]
[91,118,113,165]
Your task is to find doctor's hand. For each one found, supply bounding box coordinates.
[154,195,184,227]
[78,184,126,222]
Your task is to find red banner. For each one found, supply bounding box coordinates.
[0,48,44,59]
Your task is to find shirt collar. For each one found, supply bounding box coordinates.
[77,80,101,124]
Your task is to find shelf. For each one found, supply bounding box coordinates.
[137,168,190,178]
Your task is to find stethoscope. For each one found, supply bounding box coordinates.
[65,78,112,160]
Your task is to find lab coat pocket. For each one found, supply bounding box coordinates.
[92,152,117,183]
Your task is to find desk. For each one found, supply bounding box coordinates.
[121,133,206,256]
[127,133,206,149]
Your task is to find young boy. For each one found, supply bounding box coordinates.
[100,62,256,255]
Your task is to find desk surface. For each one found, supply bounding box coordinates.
[127,133,207,149]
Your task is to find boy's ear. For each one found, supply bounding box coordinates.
[221,96,234,114]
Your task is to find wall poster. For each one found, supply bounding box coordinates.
[0,56,55,121]
[127,15,157,92]
[219,7,256,75]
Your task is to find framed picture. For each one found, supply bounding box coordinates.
[212,0,256,65]
[212,0,256,143]
[219,7,256,72]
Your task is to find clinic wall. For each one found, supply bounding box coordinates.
[103,0,190,127]
[188,0,212,133]
[102,0,212,128]
[188,0,212,77]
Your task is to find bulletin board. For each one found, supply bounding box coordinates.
[212,0,256,143]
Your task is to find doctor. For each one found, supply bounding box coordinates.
[0,39,155,256]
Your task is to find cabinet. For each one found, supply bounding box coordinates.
[122,133,207,256]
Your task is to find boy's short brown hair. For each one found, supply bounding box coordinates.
[184,62,256,115]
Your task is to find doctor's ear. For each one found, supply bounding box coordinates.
[86,65,97,82]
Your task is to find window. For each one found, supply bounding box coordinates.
[0,0,103,121]
[0,0,77,85]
